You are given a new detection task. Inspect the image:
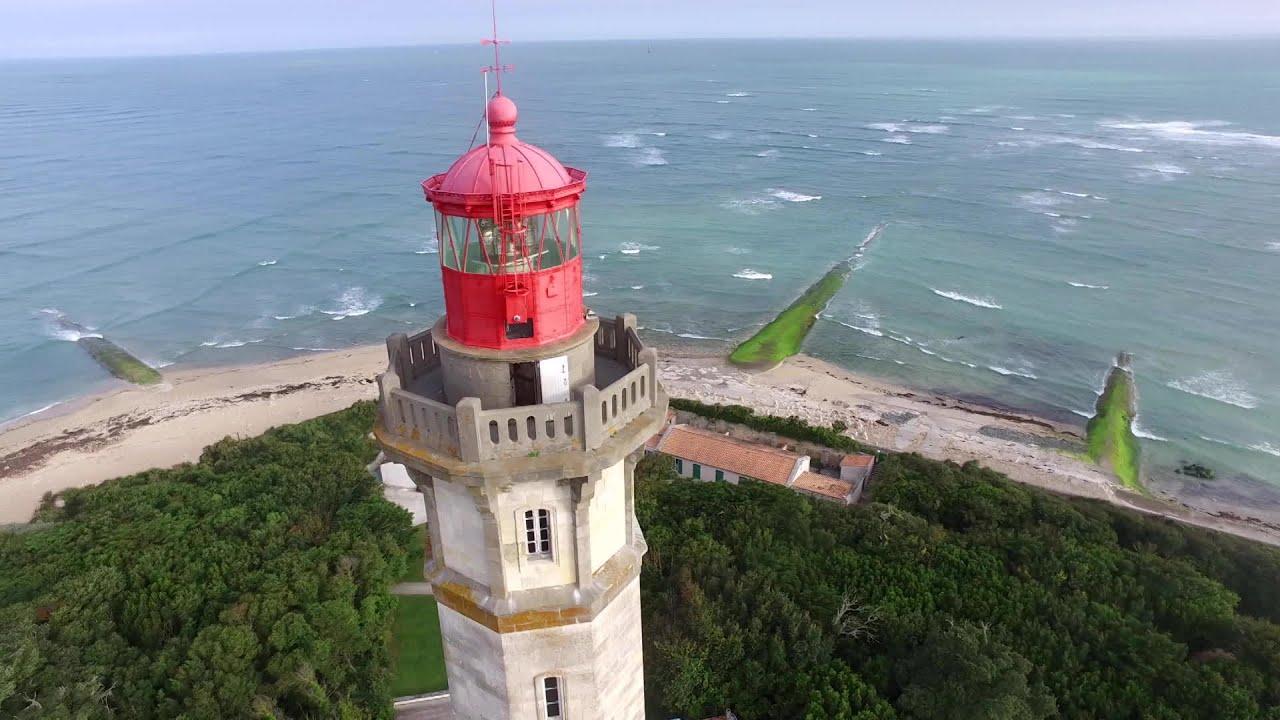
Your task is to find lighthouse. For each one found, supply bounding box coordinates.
[373,37,665,720]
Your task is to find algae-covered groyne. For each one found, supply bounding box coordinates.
[1087,352,1142,492]
[730,223,885,370]
[46,312,162,385]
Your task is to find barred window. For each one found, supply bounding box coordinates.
[524,508,552,558]
[542,676,563,718]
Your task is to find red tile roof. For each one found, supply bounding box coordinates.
[840,453,876,468]
[657,425,801,486]
[793,472,854,502]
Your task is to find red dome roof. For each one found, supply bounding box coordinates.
[435,94,576,196]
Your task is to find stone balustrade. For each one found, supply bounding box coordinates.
[378,315,659,464]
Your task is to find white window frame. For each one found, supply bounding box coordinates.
[537,674,566,719]
[522,507,554,560]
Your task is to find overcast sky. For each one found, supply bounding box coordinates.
[4,0,1280,59]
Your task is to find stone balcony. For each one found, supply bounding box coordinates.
[375,315,664,471]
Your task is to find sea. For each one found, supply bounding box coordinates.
[1,39,1277,497]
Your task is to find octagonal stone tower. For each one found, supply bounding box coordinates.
[374,88,666,720]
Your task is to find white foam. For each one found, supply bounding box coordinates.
[604,133,641,148]
[724,196,778,215]
[619,242,660,255]
[630,285,645,290]
[414,240,438,255]
[857,150,883,156]
[1019,191,1067,208]
[676,332,724,340]
[635,147,668,166]
[769,189,821,203]
[16,402,61,421]
[931,289,1003,309]
[1101,120,1280,150]
[709,130,732,140]
[869,122,949,134]
[1068,281,1109,290]
[801,107,817,112]
[988,365,1038,380]
[733,269,773,280]
[1266,242,1280,252]
[806,133,818,138]
[258,259,278,266]
[881,135,912,144]
[715,100,731,104]
[726,92,752,97]
[1042,211,1061,218]
[583,291,599,297]
[290,346,337,353]
[1252,442,1280,458]
[755,149,780,158]
[1168,370,1258,409]
[322,287,383,320]
[1143,163,1189,175]
[39,309,102,342]
[825,314,884,338]
[1132,418,1169,442]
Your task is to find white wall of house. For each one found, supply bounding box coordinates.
[670,456,742,484]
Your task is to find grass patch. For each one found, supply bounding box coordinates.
[79,336,162,385]
[389,596,448,697]
[1086,367,1143,492]
[400,525,427,582]
[729,261,852,369]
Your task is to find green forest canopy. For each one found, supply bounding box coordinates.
[4,400,1280,719]
[637,447,1280,720]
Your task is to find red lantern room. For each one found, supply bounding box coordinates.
[423,93,588,350]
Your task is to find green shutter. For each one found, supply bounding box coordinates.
[715,469,725,482]
[693,464,702,479]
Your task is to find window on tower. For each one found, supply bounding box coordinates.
[542,676,563,719]
[524,508,553,558]
[435,207,580,275]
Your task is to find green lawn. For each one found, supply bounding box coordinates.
[729,261,852,369]
[1086,368,1143,492]
[389,596,448,697]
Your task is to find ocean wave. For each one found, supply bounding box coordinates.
[1143,163,1189,175]
[755,149,780,158]
[322,287,382,320]
[931,289,1002,309]
[724,197,779,214]
[1168,370,1258,409]
[583,291,599,297]
[769,189,821,202]
[16,402,61,421]
[414,240,439,255]
[726,91,752,97]
[715,100,731,104]
[1132,418,1169,441]
[733,269,773,280]
[988,365,1038,380]
[39,308,102,342]
[258,259,278,266]
[1052,218,1079,234]
[857,150,883,156]
[802,107,817,112]
[1266,242,1280,252]
[1253,442,1280,458]
[1019,191,1067,208]
[1101,120,1280,150]
[635,147,668,166]
[824,315,884,338]
[881,135,912,144]
[619,242,661,255]
[290,346,337,353]
[604,133,641,148]
[1067,281,1109,290]
[868,122,949,134]
[677,332,725,340]
[709,130,732,140]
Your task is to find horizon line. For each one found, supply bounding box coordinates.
[4,31,1280,63]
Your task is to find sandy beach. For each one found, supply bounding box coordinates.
[3,345,1278,547]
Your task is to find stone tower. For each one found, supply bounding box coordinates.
[373,87,666,719]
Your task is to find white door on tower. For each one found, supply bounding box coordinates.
[539,356,571,403]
